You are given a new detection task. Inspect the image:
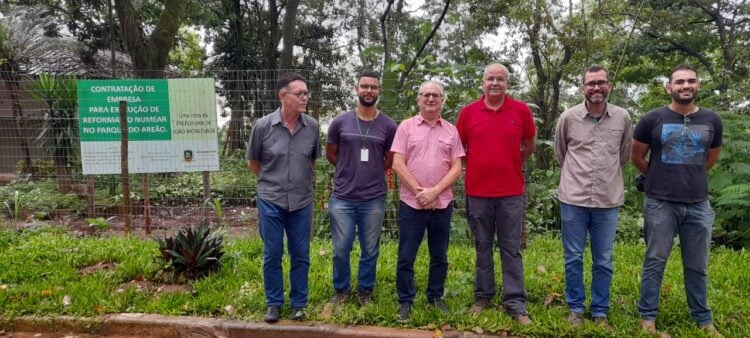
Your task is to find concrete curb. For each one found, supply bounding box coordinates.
[2,313,503,338]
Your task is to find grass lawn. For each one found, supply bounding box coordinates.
[0,226,747,337]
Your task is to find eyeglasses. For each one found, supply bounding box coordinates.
[584,81,610,89]
[284,91,308,98]
[419,93,443,99]
[683,116,691,134]
[358,84,381,91]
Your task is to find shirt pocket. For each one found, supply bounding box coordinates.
[298,143,315,160]
[438,136,455,160]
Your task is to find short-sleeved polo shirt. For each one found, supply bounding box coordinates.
[457,95,536,197]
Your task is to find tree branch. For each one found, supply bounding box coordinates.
[380,0,394,73]
[397,0,451,89]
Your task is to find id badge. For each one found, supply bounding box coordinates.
[360,148,369,162]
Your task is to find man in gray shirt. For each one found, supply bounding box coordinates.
[554,65,631,329]
[247,72,321,323]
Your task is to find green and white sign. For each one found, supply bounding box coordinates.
[77,78,220,175]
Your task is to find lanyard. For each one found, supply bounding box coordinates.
[354,110,376,148]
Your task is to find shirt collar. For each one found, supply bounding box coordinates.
[478,94,510,112]
[416,114,443,126]
[270,108,307,127]
[574,101,611,119]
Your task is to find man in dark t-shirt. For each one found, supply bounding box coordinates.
[631,64,723,337]
[322,70,397,315]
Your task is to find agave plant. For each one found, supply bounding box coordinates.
[156,224,225,280]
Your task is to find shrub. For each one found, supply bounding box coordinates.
[156,224,225,280]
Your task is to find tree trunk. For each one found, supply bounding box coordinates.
[3,70,34,176]
[114,0,188,77]
[225,0,247,155]
[279,0,299,70]
[54,157,71,193]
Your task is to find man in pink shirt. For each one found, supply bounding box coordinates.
[390,81,464,322]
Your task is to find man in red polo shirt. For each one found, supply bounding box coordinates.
[456,63,536,325]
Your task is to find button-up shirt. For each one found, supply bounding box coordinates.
[247,108,321,211]
[390,115,465,209]
[554,102,632,208]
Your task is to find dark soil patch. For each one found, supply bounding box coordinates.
[15,206,260,240]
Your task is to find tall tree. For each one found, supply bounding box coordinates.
[633,0,750,111]
[501,0,582,169]
[114,0,188,77]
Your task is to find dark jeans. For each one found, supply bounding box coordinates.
[258,198,311,308]
[467,195,528,315]
[637,197,715,325]
[396,201,452,304]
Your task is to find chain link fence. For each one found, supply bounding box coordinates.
[0,69,475,240]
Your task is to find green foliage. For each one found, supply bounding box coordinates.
[709,115,750,249]
[30,73,79,166]
[525,168,561,235]
[168,27,206,75]
[86,216,115,233]
[207,197,225,226]
[0,178,86,218]
[209,150,256,201]
[313,158,334,239]
[14,159,54,177]
[156,224,225,281]
[2,190,26,222]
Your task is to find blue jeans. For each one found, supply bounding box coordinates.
[328,195,386,292]
[560,202,618,318]
[637,196,715,325]
[396,201,452,304]
[258,198,311,308]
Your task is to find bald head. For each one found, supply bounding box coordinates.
[484,63,510,80]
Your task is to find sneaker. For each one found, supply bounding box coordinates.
[640,319,671,338]
[514,313,533,326]
[593,316,612,330]
[328,290,350,304]
[264,305,280,323]
[469,298,492,314]
[356,289,373,307]
[290,307,306,321]
[428,298,449,314]
[700,324,724,338]
[566,312,583,327]
[397,303,411,322]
